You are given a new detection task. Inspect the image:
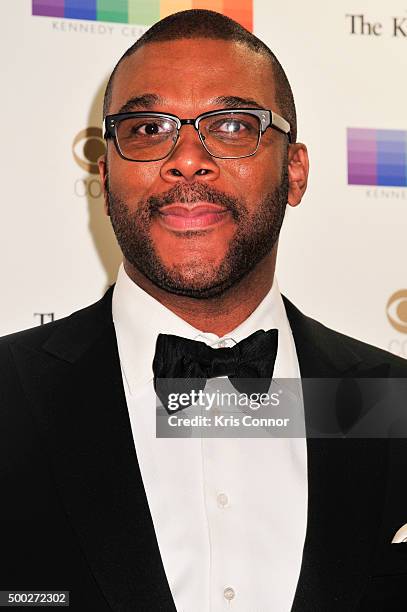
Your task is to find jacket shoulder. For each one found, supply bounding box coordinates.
[0,317,68,353]
[0,286,114,360]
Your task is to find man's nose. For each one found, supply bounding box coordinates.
[160,126,220,183]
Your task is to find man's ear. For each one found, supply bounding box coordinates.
[98,155,110,216]
[287,143,309,207]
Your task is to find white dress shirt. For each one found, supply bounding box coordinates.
[112,263,307,612]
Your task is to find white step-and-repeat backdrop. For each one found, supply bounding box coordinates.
[2,1,407,357]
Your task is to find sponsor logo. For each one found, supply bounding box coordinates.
[387,290,407,334]
[32,0,253,31]
[72,127,105,198]
[347,128,407,187]
[72,127,105,174]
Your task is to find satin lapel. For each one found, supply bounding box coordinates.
[283,297,389,611]
[11,290,176,612]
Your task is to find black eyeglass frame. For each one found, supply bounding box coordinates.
[103,108,292,162]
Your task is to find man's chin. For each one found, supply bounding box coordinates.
[126,265,225,299]
[139,263,237,300]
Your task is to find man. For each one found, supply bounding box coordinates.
[1,9,407,612]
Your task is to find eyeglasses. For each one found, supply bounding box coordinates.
[103,108,291,162]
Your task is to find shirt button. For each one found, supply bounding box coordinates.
[217,492,229,508]
[224,587,235,601]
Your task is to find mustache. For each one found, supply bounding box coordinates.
[145,183,245,221]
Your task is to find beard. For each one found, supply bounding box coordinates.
[107,163,288,299]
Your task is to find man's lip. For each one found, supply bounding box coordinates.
[158,203,228,216]
[157,203,231,231]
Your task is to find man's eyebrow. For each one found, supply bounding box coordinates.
[212,95,265,109]
[115,94,266,115]
[116,93,164,114]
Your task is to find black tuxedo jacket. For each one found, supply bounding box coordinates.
[1,286,407,612]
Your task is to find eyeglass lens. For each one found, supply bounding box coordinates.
[115,112,261,161]
[115,116,178,161]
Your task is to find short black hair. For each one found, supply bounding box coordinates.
[103,9,297,142]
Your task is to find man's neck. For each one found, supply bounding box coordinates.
[123,252,277,337]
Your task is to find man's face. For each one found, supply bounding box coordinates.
[101,38,304,298]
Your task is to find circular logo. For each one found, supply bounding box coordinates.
[386,290,407,334]
[72,127,106,174]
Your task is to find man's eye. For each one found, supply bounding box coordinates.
[215,120,246,133]
[207,118,256,138]
[132,122,163,135]
[125,120,175,138]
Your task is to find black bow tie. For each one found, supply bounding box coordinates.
[153,329,278,413]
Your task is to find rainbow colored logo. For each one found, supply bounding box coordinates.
[348,128,407,187]
[32,1,253,31]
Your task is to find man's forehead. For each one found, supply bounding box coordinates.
[110,38,277,114]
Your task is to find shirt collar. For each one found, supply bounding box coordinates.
[112,263,294,393]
